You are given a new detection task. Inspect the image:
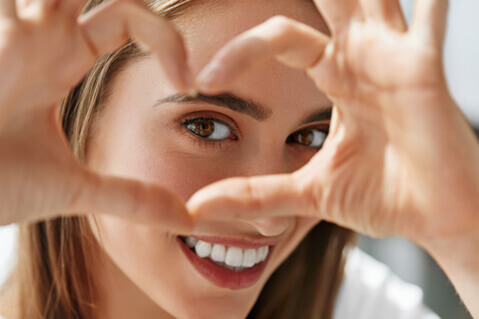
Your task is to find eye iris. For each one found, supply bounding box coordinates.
[190,121,214,137]
[296,130,314,145]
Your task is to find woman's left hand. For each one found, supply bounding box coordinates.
[187,0,479,316]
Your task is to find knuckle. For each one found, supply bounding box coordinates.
[294,169,322,217]
[127,182,145,218]
[266,15,294,36]
[243,178,264,212]
[66,166,94,212]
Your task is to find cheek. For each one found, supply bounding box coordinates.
[87,123,239,202]
[126,149,240,201]
[89,214,206,316]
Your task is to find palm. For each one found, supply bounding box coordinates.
[302,0,479,242]
[0,105,83,224]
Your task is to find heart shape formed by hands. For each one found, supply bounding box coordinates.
[1,0,478,250]
[1,1,479,317]
[187,0,479,249]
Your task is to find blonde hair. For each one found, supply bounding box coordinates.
[6,1,356,318]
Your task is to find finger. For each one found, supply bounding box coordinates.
[312,0,363,35]
[411,0,449,49]
[78,0,193,94]
[69,169,194,234]
[0,0,18,19]
[58,0,87,17]
[187,172,318,221]
[195,15,329,94]
[359,0,407,31]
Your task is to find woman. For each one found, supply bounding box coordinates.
[0,0,478,318]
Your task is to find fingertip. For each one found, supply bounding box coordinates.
[195,63,225,94]
[185,193,207,218]
[186,189,230,220]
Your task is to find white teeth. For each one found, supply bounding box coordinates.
[262,246,269,261]
[225,247,243,267]
[258,246,268,262]
[195,240,212,258]
[210,244,226,262]
[185,236,198,248]
[242,249,256,267]
[255,248,263,263]
[183,236,270,270]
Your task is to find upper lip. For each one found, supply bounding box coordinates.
[180,234,281,249]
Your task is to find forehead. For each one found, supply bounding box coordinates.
[170,0,331,115]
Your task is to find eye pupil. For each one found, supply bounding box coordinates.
[296,131,313,145]
[287,128,327,149]
[191,121,214,137]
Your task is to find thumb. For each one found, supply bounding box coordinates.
[69,168,194,234]
[187,172,319,221]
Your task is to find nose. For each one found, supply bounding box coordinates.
[237,146,294,237]
[244,216,292,237]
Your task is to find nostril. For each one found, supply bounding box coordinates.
[246,217,291,237]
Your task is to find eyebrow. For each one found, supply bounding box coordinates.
[153,92,272,122]
[300,107,332,126]
[153,92,332,124]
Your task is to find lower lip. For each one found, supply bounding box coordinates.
[177,236,272,290]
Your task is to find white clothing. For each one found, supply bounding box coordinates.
[334,247,441,319]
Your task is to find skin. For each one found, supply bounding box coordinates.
[86,1,330,317]
[0,0,195,230]
[188,0,479,317]
[1,0,478,318]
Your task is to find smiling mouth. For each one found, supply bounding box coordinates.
[177,235,274,290]
[179,235,270,271]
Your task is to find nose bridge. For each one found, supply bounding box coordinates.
[240,140,287,177]
[237,144,292,237]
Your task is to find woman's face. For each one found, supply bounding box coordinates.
[86,0,330,317]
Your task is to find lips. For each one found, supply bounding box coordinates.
[177,236,273,290]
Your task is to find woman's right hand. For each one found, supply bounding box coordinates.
[0,0,194,232]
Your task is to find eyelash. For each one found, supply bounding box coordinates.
[179,115,330,150]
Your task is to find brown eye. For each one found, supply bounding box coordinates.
[187,120,214,137]
[186,119,231,140]
[287,128,327,149]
